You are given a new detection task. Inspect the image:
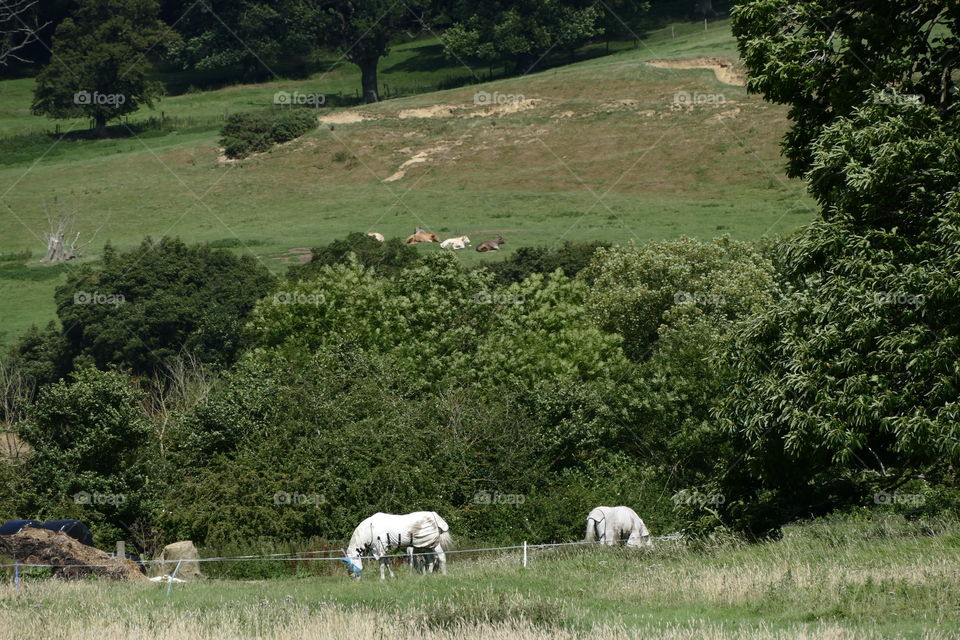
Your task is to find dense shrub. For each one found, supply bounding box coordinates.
[158,255,663,545]
[479,240,610,285]
[292,232,421,280]
[161,347,664,546]
[220,109,318,158]
[270,109,318,143]
[12,368,151,545]
[220,111,274,158]
[10,238,275,382]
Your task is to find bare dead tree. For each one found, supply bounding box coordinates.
[41,199,81,262]
[0,0,48,67]
[40,198,105,263]
[146,352,217,454]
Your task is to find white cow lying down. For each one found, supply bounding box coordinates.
[440,235,470,250]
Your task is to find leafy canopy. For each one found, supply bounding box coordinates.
[442,0,607,71]
[710,1,960,534]
[48,237,275,377]
[15,368,151,544]
[31,0,174,131]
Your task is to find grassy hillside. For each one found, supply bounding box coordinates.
[0,19,814,347]
[1,518,956,639]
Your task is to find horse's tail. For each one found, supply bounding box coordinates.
[585,517,598,542]
[438,530,456,551]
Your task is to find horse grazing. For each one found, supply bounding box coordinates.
[585,506,651,548]
[475,236,505,252]
[406,232,440,244]
[343,511,453,580]
[440,235,470,250]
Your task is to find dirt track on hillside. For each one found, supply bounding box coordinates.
[646,57,746,86]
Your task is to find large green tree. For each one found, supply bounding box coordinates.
[12,238,275,383]
[442,0,606,73]
[31,0,173,134]
[164,0,314,80]
[732,0,959,178]
[580,236,775,361]
[309,0,429,103]
[705,1,960,535]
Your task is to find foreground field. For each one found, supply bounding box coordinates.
[1,518,956,639]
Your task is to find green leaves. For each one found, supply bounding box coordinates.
[732,0,959,177]
[48,237,275,376]
[15,368,151,543]
[442,0,606,71]
[580,236,775,361]
[31,0,174,131]
[220,109,318,159]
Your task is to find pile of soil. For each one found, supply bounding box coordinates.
[0,527,147,581]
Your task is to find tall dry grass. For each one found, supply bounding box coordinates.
[0,581,953,640]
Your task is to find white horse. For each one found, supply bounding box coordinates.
[440,235,470,250]
[585,506,652,548]
[342,511,453,580]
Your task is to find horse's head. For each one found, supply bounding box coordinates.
[341,549,363,579]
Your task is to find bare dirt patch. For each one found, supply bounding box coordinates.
[384,143,457,182]
[646,57,746,86]
[398,104,459,119]
[0,528,146,581]
[463,99,543,118]
[318,110,374,125]
[707,107,742,122]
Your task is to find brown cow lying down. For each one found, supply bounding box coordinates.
[476,236,506,252]
[406,232,440,244]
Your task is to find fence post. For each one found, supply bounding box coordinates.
[408,548,413,575]
[116,541,125,560]
[166,559,183,597]
[522,542,528,568]
[14,560,19,591]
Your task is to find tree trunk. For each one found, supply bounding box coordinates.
[42,212,79,263]
[691,0,715,21]
[359,58,379,103]
[94,113,108,137]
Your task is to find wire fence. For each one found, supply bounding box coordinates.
[0,535,679,572]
